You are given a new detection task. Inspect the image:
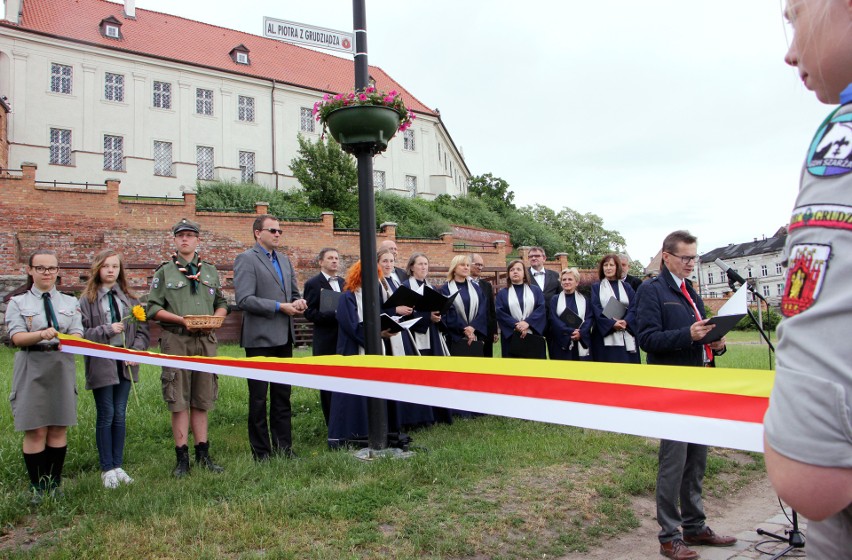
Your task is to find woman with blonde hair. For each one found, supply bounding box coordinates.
[439,254,488,356]
[79,249,149,488]
[546,268,592,361]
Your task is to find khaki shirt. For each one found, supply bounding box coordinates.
[147,256,228,320]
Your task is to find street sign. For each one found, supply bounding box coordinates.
[263,17,354,54]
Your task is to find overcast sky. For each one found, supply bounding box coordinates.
[138,0,826,265]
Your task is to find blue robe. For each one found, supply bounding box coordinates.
[590,280,640,364]
[495,283,547,359]
[439,280,488,347]
[546,291,593,361]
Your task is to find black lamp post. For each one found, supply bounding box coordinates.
[352,0,388,451]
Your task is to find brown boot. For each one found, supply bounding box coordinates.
[660,539,699,560]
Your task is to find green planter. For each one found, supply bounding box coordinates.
[324,105,402,155]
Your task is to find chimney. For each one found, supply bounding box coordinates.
[124,0,136,19]
[4,0,22,24]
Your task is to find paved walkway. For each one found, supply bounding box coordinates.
[700,507,807,560]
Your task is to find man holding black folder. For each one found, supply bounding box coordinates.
[303,248,343,425]
[634,230,734,560]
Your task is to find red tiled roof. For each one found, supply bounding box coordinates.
[3,0,435,115]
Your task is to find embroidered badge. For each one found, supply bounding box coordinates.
[209,287,215,296]
[788,204,852,233]
[807,110,852,177]
[781,244,831,317]
[152,277,159,289]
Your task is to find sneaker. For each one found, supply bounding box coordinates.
[113,468,134,485]
[101,469,120,489]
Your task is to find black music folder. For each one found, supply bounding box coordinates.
[319,288,342,314]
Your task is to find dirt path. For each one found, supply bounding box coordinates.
[560,473,787,559]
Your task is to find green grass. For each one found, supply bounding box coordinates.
[0,344,769,559]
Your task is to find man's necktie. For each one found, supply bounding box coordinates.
[42,292,58,329]
[680,281,713,362]
[108,290,120,323]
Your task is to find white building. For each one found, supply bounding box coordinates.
[697,228,788,308]
[0,0,470,199]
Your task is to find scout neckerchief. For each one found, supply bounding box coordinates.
[172,252,202,294]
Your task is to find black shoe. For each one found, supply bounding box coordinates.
[194,442,224,473]
[173,445,190,478]
[277,447,298,459]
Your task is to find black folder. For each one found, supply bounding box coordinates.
[602,297,627,320]
[559,307,583,329]
[383,285,421,308]
[449,339,485,357]
[419,289,458,314]
[319,288,342,314]
[696,313,746,344]
[507,331,546,358]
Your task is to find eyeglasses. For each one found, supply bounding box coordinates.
[472,263,484,267]
[528,254,544,259]
[260,228,283,235]
[32,266,59,274]
[666,252,697,264]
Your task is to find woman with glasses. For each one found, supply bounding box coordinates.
[590,253,640,364]
[79,250,149,489]
[5,251,83,501]
[495,259,547,359]
[547,268,593,361]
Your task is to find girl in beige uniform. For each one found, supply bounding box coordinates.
[5,250,83,500]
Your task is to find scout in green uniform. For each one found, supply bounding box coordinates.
[147,219,228,477]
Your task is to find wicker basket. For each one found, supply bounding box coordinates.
[183,315,225,331]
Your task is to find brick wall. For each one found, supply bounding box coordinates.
[0,165,516,340]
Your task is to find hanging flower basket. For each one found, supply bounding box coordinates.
[324,105,401,154]
[314,87,415,155]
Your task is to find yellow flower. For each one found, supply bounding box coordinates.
[131,305,147,322]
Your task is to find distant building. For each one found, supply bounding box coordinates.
[0,0,470,199]
[697,228,788,307]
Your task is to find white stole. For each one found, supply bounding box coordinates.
[447,280,480,326]
[598,280,636,352]
[556,291,589,357]
[354,289,366,355]
[407,278,430,351]
[507,284,535,322]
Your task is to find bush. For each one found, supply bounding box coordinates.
[733,306,782,331]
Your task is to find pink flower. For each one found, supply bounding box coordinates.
[334,94,343,101]
[365,86,376,93]
[323,94,332,101]
[359,93,368,101]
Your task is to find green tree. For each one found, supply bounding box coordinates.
[467,173,516,212]
[289,134,358,214]
[518,204,626,267]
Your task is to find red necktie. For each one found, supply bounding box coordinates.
[680,281,713,363]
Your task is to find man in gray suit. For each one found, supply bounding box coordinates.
[234,215,307,461]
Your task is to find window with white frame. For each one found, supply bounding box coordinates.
[776,262,782,274]
[238,96,255,122]
[239,151,255,183]
[103,135,123,171]
[153,141,173,176]
[709,292,717,299]
[777,283,784,296]
[197,146,214,180]
[153,81,171,109]
[405,175,417,197]
[236,52,249,64]
[50,63,72,94]
[49,128,72,165]
[747,267,753,278]
[300,107,315,132]
[105,25,120,38]
[761,264,768,277]
[104,73,124,102]
[403,129,415,151]
[762,284,770,297]
[373,170,386,190]
[196,88,213,115]
[707,271,714,284]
